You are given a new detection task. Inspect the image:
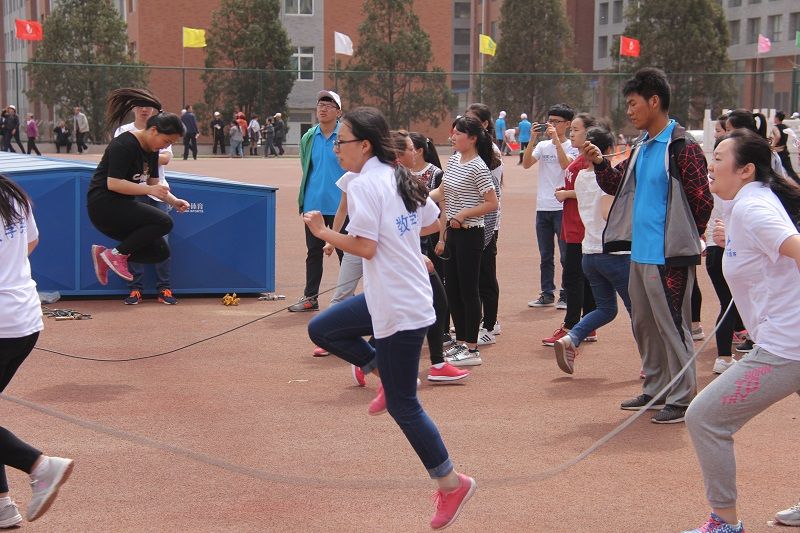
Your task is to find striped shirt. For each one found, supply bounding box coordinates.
[443,153,494,227]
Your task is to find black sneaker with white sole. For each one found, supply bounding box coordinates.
[651,404,687,424]
[620,394,666,411]
[735,339,754,353]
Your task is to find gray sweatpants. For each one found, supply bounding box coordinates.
[685,346,800,508]
[330,251,362,305]
[629,262,696,406]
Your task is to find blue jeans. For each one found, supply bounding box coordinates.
[535,210,566,297]
[129,197,172,291]
[308,295,453,478]
[569,253,632,347]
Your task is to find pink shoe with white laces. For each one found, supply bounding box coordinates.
[368,384,386,416]
[91,245,109,285]
[100,248,133,281]
[430,473,477,530]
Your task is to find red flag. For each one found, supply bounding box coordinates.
[15,19,43,41]
[620,35,640,57]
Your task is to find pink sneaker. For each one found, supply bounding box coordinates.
[100,248,133,281]
[554,335,578,374]
[430,473,477,530]
[91,245,109,285]
[312,346,329,357]
[368,384,386,416]
[639,367,646,379]
[427,362,470,382]
[352,365,366,387]
[542,326,569,347]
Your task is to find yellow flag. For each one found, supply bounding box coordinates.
[183,27,206,48]
[479,34,496,56]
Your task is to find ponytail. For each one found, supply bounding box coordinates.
[395,165,429,212]
[453,116,501,170]
[409,131,442,169]
[726,109,768,139]
[106,87,162,129]
[0,174,31,226]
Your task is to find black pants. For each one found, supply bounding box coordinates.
[691,279,702,323]
[563,243,596,329]
[88,195,173,263]
[0,333,43,493]
[183,134,197,160]
[705,246,744,357]
[75,131,88,153]
[263,138,277,157]
[303,214,344,298]
[518,141,529,164]
[479,230,499,331]
[275,138,284,155]
[27,138,40,156]
[427,272,448,365]
[212,133,225,155]
[55,141,72,153]
[444,227,483,344]
[10,131,24,153]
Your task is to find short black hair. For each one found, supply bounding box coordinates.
[547,103,575,121]
[776,111,786,121]
[586,126,615,156]
[622,67,671,112]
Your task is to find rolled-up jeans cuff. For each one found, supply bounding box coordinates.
[361,357,378,375]
[428,458,454,479]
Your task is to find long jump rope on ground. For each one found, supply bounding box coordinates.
[5,271,734,488]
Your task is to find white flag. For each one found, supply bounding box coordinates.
[334,31,354,56]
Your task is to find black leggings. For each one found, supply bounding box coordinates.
[563,243,596,329]
[427,272,448,365]
[444,227,483,344]
[705,246,745,357]
[0,333,43,492]
[88,195,173,263]
[479,231,499,331]
[691,279,702,323]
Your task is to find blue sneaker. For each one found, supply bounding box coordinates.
[681,512,745,533]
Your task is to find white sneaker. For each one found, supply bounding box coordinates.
[712,357,736,375]
[492,322,501,335]
[447,348,482,367]
[27,456,74,521]
[776,501,800,526]
[692,324,705,341]
[444,343,467,359]
[0,500,21,528]
[477,328,496,346]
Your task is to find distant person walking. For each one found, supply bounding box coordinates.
[25,114,40,156]
[273,113,285,156]
[181,105,199,160]
[72,106,89,153]
[210,111,225,155]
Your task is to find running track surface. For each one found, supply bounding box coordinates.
[9,152,797,532]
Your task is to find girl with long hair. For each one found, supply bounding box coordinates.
[306,107,476,529]
[87,88,189,285]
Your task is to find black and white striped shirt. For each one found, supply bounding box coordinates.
[443,153,494,227]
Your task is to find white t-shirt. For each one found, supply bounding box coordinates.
[335,171,357,232]
[574,168,607,255]
[114,122,172,201]
[442,153,494,227]
[346,157,439,339]
[0,200,43,338]
[723,181,800,361]
[532,139,579,211]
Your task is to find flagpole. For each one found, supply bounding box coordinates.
[182,40,186,109]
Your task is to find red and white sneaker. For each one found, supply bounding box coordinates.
[368,384,386,416]
[639,367,646,379]
[312,346,329,357]
[430,473,477,530]
[542,326,569,346]
[351,365,366,387]
[100,248,133,281]
[732,330,748,344]
[427,362,470,382]
[584,330,598,342]
[554,335,578,374]
[91,245,109,285]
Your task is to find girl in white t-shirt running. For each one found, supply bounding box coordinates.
[681,129,800,533]
[0,175,74,525]
[305,107,476,530]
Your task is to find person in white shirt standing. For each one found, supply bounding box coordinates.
[522,103,579,309]
[681,129,800,533]
[0,175,74,526]
[305,107,476,530]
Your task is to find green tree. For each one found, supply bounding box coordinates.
[616,0,735,127]
[202,0,294,121]
[484,0,586,121]
[338,0,455,129]
[26,0,148,142]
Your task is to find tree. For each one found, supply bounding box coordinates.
[484,0,586,122]
[202,0,294,121]
[616,0,735,127]
[26,0,148,142]
[337,0,455,129]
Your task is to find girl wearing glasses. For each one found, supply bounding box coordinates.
[305,107,476,530]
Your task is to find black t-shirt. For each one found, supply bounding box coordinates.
[87,131,158,204]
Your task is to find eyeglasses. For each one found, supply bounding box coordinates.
[317,102,339,110]
[548,118,569,125]
[333,138,361,149]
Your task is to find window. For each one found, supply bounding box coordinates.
[451,79,470,92]
[454,2,470,19]
[791,13,800,35]
[127,0,134,12]
[598,35,608,58]
[291,47,314,80]
[612,0,623,24]
[728,0,741,6]
[748,0,761,3]
[453,54,470,72]
[767,15,782,42]
[285,0,312,15]
[599,2,608,25]
[454,28,470,46]
[728,20,740,45]
[746,17,760,44]
[491,21,498,40]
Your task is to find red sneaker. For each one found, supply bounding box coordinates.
[732,330,748,344]
[351,365,366,387]
[312,346,329,357]
[430,473,477,530]
[91,245,109,285]
[100,248,133,281]
[554,335,578,374]
[368,384,386,416]
[427,362,470,382]
[584,330,598,342]
[639,367,646,379]
[542,326,569,346]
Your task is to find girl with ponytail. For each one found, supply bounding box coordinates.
[305,107,476,530]
[86,88,189,285]
[725,109,787,179]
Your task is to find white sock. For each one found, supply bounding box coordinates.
[432,363,445,369]
[111,248,121,255]
[0,496,11,506]
[30,456,49,478]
